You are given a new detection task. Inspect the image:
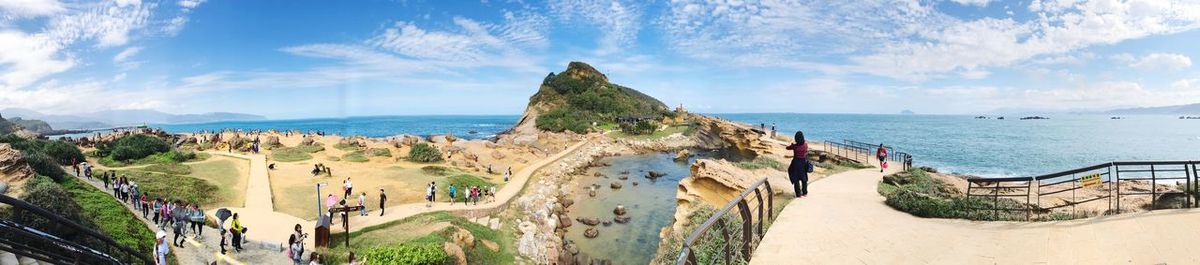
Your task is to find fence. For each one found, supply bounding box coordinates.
[965,161,1200,220]
[825,140,913,171]
[0,194,153,265]
[675,177,776,265]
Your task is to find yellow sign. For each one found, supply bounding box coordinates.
[1080,174,1102,188]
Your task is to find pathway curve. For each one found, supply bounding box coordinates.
[68,170,288,265]
[751,157,1200,264]
[206,140,590,251]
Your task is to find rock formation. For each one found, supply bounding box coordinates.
[0,144,36,196]
[691,115,774,155]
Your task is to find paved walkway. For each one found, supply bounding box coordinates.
[68,170,287,265]
[205,140,590,251]
[751,157,1200,264]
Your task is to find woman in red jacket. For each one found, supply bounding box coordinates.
[876,144,888,172]
[786,131,810,197]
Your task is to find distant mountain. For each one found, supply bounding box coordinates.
[511,61,670,134]
[1105,103,1200,115]
[7,117,52,134]
[0,108,266,129]
[900,110,915,115]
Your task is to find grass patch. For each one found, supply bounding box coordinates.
[98,150,209,167]
[610,125,693,140]
[422,166,451,176]
[140,163,192,175]
[440,174,493,191]
[368,148,392,157]
[735,157,785,171]
[101,169,219,205]
[878,169,1029,221]
[185,159,245,208]
[271,146,315,162]
[323,211,514,265]
[60,177,178,265]
[342,151,370,162]
[334,143,362,151]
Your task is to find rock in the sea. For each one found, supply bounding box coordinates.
[618,175,628,180]
[613,205,627,216]
[610,182,622,189]
[614,215,631,224]
[646,171,666,179]
[632,181,639,186]
[584,228,599,238]
[675,149,690,161]
[576,217,601,226]
[620,170,630,175]
[564,241,580,255]
[561,198,575,208]
[601,220,612,226]
[588,189,597,197]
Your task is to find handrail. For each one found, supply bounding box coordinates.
[964,160,1200,220]
[676,176,776,265]
[0,194,153,264]
[841,139,913,170]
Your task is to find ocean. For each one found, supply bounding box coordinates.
[154,114,1200,178]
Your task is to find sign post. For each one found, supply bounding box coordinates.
[1080,173,1102,188]
[329,205,364,248]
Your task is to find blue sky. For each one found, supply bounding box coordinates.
[2,0,1200,119]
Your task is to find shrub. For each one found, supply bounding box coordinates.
[535,108,591,134]
[408,143,442,163]
[362,244,449,265]
[42,140,85,165]
[879,169,1028,221]
[102,135,169,161]
[159,149,198,163]
[619,120,657,135]
[21,150,67,181]
[368,148,392,157]
[60,177,162,263]
[14,176,88,239]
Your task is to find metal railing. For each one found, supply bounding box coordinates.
[676,177,776,265]
[840,138,912,170]
[965,161,1200,220]
[820,141,870,163]
[0,194,152,265]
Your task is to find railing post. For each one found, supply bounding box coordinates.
[738,199,753,262]
[1151,164,1157,209]
[753,187,764,241]
[719,220,731,265]
[766,182,774,221]
[1026,179,1032,221]
[1115,164,1122,213]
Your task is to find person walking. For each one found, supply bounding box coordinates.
[448,184,457,203]
[140,195,149,218]
[171,201,188,248]
[343,178,353,199]
[876,144,888,173]
[357,192,367,216]
[190,204,205,239]
[379,188,387,216]
[785,131,812,198]
[504,167,512,182]
[154,231,170,265]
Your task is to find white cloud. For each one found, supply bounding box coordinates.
[950,0,995,7]
[178,0,205,9]
[113,46,142,63]
[1129,53,1192,71]
[0,0,64,17]
[365,13,547,72]
[660,0,1200,81]
[549,0,641,55]
[164,0,206,35]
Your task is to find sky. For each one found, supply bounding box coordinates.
[2,0,1200,119]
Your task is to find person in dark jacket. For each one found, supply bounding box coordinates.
[785,131,810,197]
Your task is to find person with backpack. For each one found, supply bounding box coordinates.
[876,144,888,172]
[171,201,189,248]
[448,184,457,203]
[189,204,205,239]
[786,131,812,197]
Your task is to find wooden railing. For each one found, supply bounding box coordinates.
[0,194,153,264]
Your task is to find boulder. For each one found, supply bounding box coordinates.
[451,227,475,249]
[601,221,612,227]
[561,198,575,208]
[300,136,315,145]
[0,144,35,185]
[558,215,572,228]
[613,205,627,216]
[584,228,599,238]
[610,182,622,190]
[491,150,506,159]
[675,149,690,161]
[618,176,628,180]
[632,181,639,186]
[576,217,601,226]
[588,189,597,197]
[614,216,631,224]
[443,242,468,265]
[265,136,280,147]
[564,241,580,255]
[646,171,667,179]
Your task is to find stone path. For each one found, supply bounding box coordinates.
[751,157,1200,264]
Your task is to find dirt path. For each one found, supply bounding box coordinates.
[751,157,1200,264]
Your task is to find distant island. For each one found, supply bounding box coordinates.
[0,108,266,130]
[900,110,915,115]
[1105,103,1200,115]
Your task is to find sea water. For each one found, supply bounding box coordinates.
[158,114,1200,177]
[156,115,519,140]
[718,113,1200,178]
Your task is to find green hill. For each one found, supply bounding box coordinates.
[522,62,669,133]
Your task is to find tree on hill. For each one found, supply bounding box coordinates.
[527,62,670,133]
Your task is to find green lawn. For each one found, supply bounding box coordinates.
[609,125,693,140]
[141,163,192,175]
[101,169,219,206]
[342,151,369,162]
[61,177,178,265]
[182,159,246,208]
[322,211,516,265]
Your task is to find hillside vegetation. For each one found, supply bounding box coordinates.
[528,62,670,133]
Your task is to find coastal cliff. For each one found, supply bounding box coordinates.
[507,61,670,139]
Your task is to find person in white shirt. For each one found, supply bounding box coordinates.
[357,192,366,216]
[154,230,169,265]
